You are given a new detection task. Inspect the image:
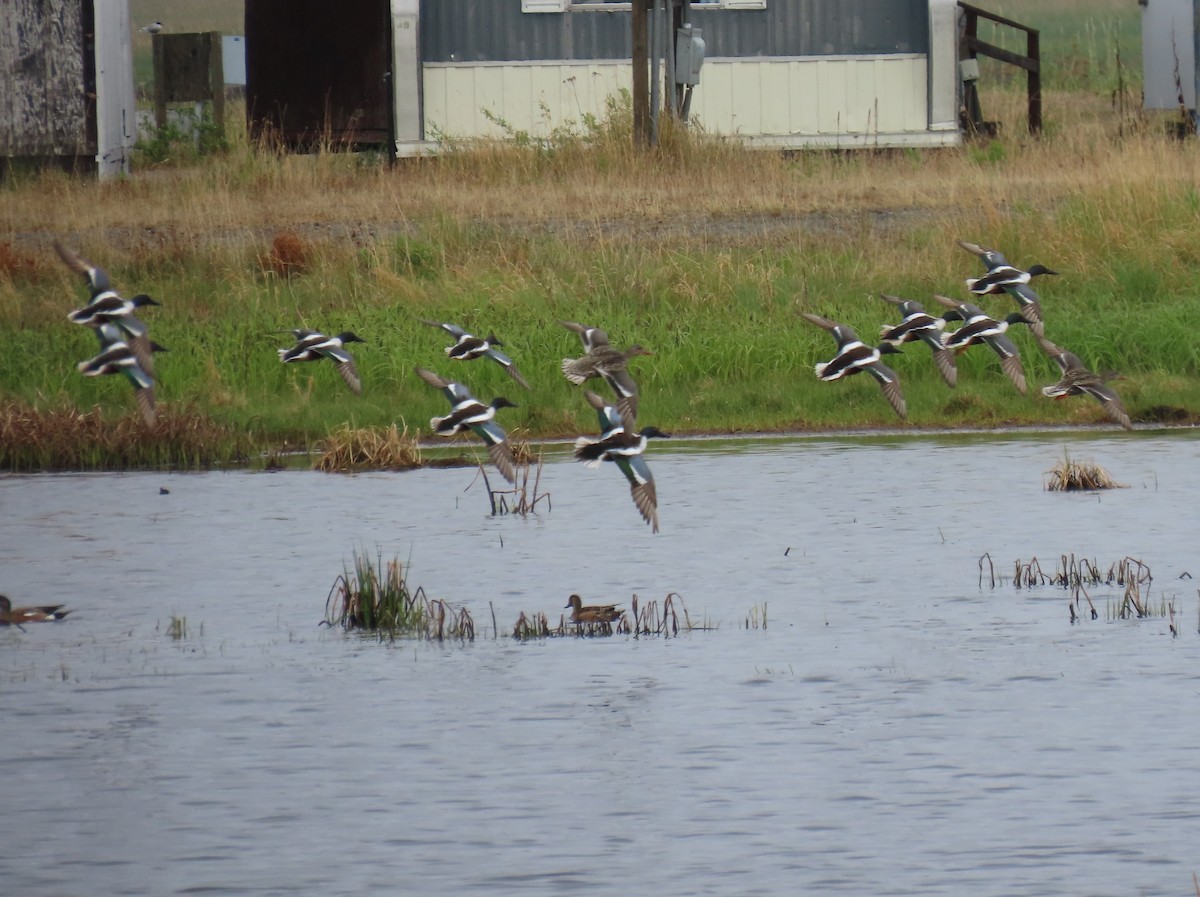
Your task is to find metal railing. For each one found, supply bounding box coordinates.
[958,1,1041,136]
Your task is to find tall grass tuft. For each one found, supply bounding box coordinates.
[1045,451,1127,491]
[325,550,475,642]
[314,423,422,472]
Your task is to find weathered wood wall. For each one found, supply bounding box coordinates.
[0,0,93,156]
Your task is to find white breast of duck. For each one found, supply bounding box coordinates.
[944,312,1007,349]
[815,340,879,381]
[447,334,489,359]
[882,312,944,344]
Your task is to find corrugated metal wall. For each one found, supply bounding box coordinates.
[420,0,929,63]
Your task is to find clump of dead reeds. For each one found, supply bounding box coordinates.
[487,448,551,517]
[0,400,250,471]
[314,423,422,472]
[512,610,551,640]
[630,592,708,637]
[324,550,474,642]
[979,551,1167,625]
[1045,451,1126,491]
[260,231,311,277]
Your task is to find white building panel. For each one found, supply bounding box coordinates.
[424,54,946,150]
[94,0,135,178]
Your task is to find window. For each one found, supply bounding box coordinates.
[523,0,765,11]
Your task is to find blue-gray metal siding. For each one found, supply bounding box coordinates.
[420,0,929,63]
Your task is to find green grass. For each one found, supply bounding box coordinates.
[6,206,1200,457]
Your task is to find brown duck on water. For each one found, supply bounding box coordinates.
[564,594,624,625]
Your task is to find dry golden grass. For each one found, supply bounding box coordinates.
[1045,452,1127,492]
[3,90,1192,274]
[0,400,249,470]
[314,423,423,472]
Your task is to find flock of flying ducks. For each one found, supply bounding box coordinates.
[52,240,668,530]
[803,240,1133,431]
[48,237,1132,547]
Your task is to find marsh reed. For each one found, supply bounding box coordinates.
[1046,452,1126,491]
[325,550,475,642]
[0,400,250,471]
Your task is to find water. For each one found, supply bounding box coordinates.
[2,430,1198,896]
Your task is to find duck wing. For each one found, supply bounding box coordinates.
[920,337,958,387]
[414,366,475,405]
[334,357,362,394]
[133,383,157,426]
[561,354,597,385]
[1078,381,1133,430]
[484,439,517,484]
[601,368,640,424]
[982,333,1027,394]
[1007,283,1045,333]
[54,241,110,293]
[583,389,627,433]
[865,361,907,419]
[559,320,610,352]
[614,454,659,533]
[484,346,531,390]
[420,319,467,339]
[956,240,1009,268]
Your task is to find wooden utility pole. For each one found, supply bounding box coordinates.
[631,0,650,148]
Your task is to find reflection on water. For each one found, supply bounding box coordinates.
[2,431,1199,896]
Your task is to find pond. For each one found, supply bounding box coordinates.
[1,429,1198,896]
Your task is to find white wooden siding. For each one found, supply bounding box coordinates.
[423,54,952,149]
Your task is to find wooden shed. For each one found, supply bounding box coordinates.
[0,0,136,178]
[246,0,963,155]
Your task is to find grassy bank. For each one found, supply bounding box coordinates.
[3,3,1197,465]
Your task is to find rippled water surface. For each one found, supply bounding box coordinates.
[2,431,1199,896]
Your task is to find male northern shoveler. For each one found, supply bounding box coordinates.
[934,296,1029,395]
[414,366,519,484]
[878,294,957,387]
[277,329,365,394]
[965,262,1057,297]
[574,390,669,533]
[78,331,167,426]
[801,312,907,419]
[0,595,71,626]
[419,319,531,389]
[564,593,624,625]
[56,242,160,328]
[957,240,1054,332]
[1035,335,1132,430]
